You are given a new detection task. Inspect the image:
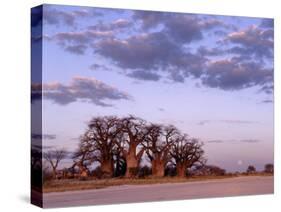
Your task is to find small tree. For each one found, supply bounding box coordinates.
[138,166,152,178]
[44,149,67,179]
[246,165,256,174]
[264,163,274,174]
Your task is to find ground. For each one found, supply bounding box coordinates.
[43,175,273,208]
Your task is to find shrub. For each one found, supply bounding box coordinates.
[165,165,177,177]
[138,166,152,178]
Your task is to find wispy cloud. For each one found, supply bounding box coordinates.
[43,7,103,27]
[198,119,258,126]
[206,139,261,144]
[45,8,273,95]
[207,140,224,143]
[240,139,260,143]
[260,99,273,104]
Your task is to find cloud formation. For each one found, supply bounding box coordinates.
[88,18,132,31]
[96,32,206,79]
[45,8,273,94]
[127,70,161,81]
[32,76,131,106]
[50,30,114,54]
[133,12,224,43]
[202,59,273,91]
[43,7,102,26]
[224,25,273,60]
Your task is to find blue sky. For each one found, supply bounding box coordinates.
[32,4,274,172]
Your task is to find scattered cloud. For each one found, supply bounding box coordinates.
[224,25,273,60]
[32,76,132,106]
[197,46,225,57]
[260,84,274,94]
[201,58,273,91]
[65,44,88,55]
[88,18,132,31]
[127,70,161,81]
[96,32,206,80]
[133,12,224,43]
[49,30,114,54]
[52,30,113,44]
[45,8,273,95]
[43,7,102,26]
[158,108,165,112]
[89,64,110,71]
[259,18,274,29]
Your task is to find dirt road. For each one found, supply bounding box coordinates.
[43,176,273,208]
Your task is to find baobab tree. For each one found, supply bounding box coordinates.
[44,149,67,179]
[246,165,256,174]
[73,115,207,179]
[72,135,96,178]
[120,116,149,177]
[145,124,178,177]
[170,135,205,177]
[74,116,123,177]
[264,163,274,174]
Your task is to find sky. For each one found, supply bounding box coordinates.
[31,4,274,172]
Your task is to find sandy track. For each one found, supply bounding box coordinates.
[43,176,273,208]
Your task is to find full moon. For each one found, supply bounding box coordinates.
[237,160,243,165]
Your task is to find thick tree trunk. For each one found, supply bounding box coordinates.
[125,155,138,177]
[101,159,113,177]
[125,146,139,177]
[52,168,57,179]
[151,158,165,177]
[177,164,186,177]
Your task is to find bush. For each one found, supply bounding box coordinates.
[91,166,103,179]
[138,166,152,178]
[246,165,256,174]
[264,164,274,174]
[128,167,139,178]
[165,165,177,177]
[43,170,53,184]
[190,165,226,176]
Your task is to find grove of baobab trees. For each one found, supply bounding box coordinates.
[71,115,205,178]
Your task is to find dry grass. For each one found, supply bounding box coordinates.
[43,173,273,193]
[43,175,235,193]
